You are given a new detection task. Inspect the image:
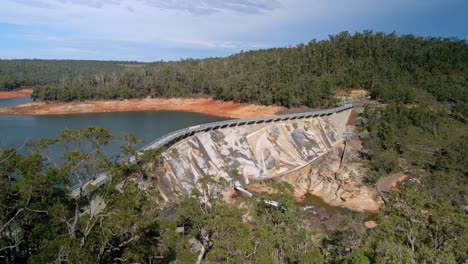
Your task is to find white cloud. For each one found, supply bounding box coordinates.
[10,0,282,14]
[3,0,287,49]
[161,38,268,49]
[55,47,98,54]
[12,0,57,8]
[1,0,463,60]
[142,0,281,15]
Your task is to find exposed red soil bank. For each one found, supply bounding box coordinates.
[0,88,33,99]
[0,98,285,119]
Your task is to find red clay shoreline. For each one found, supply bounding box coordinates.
[0,97,285,119]
[0,88,33,99]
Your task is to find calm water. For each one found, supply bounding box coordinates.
[0,97,34,107]
[0,99,225,155]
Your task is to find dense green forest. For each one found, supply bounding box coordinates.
[0,120,466,263]
[0,59,141,90]
[8,31,465,116]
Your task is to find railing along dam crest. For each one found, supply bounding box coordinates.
[142,104,353,151]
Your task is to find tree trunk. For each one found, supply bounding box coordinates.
[196,245,206,264]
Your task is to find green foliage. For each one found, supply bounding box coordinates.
[7,32,464,114]
[370,186,467,263]
[0,148,69,263]
[1,92,467,263]
[373,84,416,104]
[349,100,467,264]
[426,135,468,208]
[0,59,127,91]
[373,240,415,264]
[344,248,373,264]
[323,214,368,261]
[0,127,170,263]
[360,102,465,183]
[174,179,324,263]
[432,135,467,174]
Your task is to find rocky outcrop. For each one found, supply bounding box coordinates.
[245,150,382,212]
[279,148,381,212]
[155,106,381,212]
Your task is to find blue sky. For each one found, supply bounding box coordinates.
[0,0,466,62]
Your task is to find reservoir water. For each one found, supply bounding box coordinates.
[0,98,226,154]
[0,97,34,107]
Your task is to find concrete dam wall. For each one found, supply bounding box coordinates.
[158,106,353,199]
[73,104,381,211]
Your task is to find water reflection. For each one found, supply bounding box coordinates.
[0,111,226,155]
[0,97,34,107]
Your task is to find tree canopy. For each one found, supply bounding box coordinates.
[1,120,466,263]
[2,32,465,115]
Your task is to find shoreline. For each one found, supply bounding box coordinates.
[0,98,285,119]
[0,88,33,99]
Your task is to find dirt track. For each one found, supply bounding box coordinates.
[0,98,285,119]
[376,173,407,201]
[0,88,33,99]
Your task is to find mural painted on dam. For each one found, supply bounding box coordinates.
[161,115,344,195]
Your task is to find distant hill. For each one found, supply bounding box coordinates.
[0,59,144,90]
[2,31,467,116]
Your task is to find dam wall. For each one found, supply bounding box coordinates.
[72,104,381,211]
[72,105,379,211]
[158,106,353,198]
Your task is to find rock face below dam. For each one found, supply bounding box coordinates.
[156,106,381,212]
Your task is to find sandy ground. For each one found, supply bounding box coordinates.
[0,88,33,99]
[0,88,362,118]
[0,98,285,119]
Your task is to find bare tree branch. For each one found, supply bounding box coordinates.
[0,208,24,233]
[0,142,25,164]
[0,241,22,252]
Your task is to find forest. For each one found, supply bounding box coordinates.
[0,31,467,263]
[1,31,467,116]
[0,59,140,90]
[0,116,466,263]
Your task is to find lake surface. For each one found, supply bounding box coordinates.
[0,99,225,155]
[0,97,34,107]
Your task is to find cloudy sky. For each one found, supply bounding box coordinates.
[0,0,466,61]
